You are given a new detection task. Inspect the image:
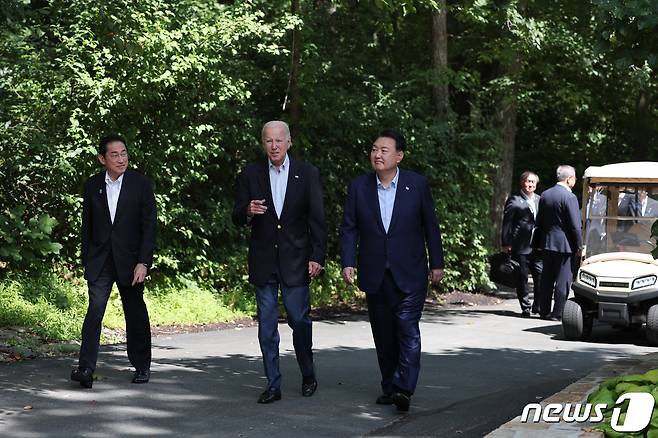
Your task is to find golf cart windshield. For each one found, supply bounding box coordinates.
[584,183,658,258]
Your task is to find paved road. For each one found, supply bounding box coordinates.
[1,296,655,437]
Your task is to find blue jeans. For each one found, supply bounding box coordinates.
[255,276,314,390]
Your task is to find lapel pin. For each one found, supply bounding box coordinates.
[295,175,299,179]
[99,189,103,194]
[405,186,410,191]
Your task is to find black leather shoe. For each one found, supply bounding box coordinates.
[71,368,93,388]
[257,388,282,404]
[302,378,318,397]
[132,369,150,384]
[392,392,411,412]
[521,310,531,318]
[376,394,394,405]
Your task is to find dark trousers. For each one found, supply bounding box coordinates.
[367,270,425,395]
[538,250,573,318]
[255,275,314,390]
[78,256,151,372]
[511,251,543,313]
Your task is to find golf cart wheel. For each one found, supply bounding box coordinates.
[562,299,592,341]
[646,305,658,347]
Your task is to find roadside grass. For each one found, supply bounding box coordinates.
[0,271,249,345]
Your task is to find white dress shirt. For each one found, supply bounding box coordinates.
[377,168,399,233]
[269,154,289,219]
[105,172,124,224]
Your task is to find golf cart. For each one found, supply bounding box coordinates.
[563,162,658,345]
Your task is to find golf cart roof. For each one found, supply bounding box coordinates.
[583,162,658,183]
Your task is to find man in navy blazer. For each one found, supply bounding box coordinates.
[502,171,542,317]
[533,165,582,321]
[340,129,444,412]
[233,121,326,404]
[71,134,157,388]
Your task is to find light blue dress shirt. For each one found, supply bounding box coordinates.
[376,168,399,233]
[269,154,290,219]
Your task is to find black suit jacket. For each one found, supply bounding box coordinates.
[232,158,327,287]
[533,184,582,254]
[501,193,540,255]
[82,169,157,286]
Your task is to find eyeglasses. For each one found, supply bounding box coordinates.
[107,151,128,160]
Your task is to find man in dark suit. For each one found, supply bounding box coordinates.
[71,134,157,388]
[232,121,327,404]
[340,129,444,412]
[533,165,581,321]
[619,187,658,218]
[502,171,543,317]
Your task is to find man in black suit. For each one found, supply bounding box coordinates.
[232,121,327,404]
[502,171,543,317]
[534,165,582,321]
[619,187,658,218]
[71,134,157,388]
[340,129,444,412]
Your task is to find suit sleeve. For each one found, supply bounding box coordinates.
[232,169,250,227]
[81,180,92,267]
[307,165,327,266]
[566,195,582,251]
[340,179,358,269]
[138,178,157,267]
[501,196,515,247]
[420,177,445,269]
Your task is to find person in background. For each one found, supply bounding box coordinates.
[502,171,543,317]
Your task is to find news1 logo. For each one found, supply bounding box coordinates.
[521,392,655,432]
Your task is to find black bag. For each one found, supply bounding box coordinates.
[489,252,520,288]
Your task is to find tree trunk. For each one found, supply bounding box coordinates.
[431,2,449,117]
[632,88,651,161]
[288,0,302,144]
[490,2,525,250]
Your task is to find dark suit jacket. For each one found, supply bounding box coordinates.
[619,195,658,218]
[340,170,444,295]
[232,158,327,287]
[82,169,157,286]
[533,183,582,254]
[501,193,540,255]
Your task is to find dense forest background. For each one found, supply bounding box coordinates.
[1,0,657,329]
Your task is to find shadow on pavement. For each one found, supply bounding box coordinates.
[0,338,643,438]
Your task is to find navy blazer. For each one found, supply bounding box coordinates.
[534,183,582,254]
[82,169,157,286]
[232,157,327,287]
[340,169,444,295]
[501,193,540,255]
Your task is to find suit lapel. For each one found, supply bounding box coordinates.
[280,158,299,221]
[257,161,276,219]
[368,173,386,234]
[387,170,405,234]
[113,171,130,225]
[97,173,112,225]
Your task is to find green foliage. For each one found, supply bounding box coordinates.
[0,207,63,265]
[588,369,658,437]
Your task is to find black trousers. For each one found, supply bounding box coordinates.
[511,251,542,313]
[78,256,151,371]
[538,250,573,319]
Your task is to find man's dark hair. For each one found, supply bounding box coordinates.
[98,134,127,155]
[377,129,406,151]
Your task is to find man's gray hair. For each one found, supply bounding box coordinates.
[556,165,576,181]
[261,120,291,141]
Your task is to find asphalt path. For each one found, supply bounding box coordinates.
[1,295,655,438]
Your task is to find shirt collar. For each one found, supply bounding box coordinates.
[269,154,289,171]
[376,168,399,189]
[521,191,536,201]
[105,171,124,185]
